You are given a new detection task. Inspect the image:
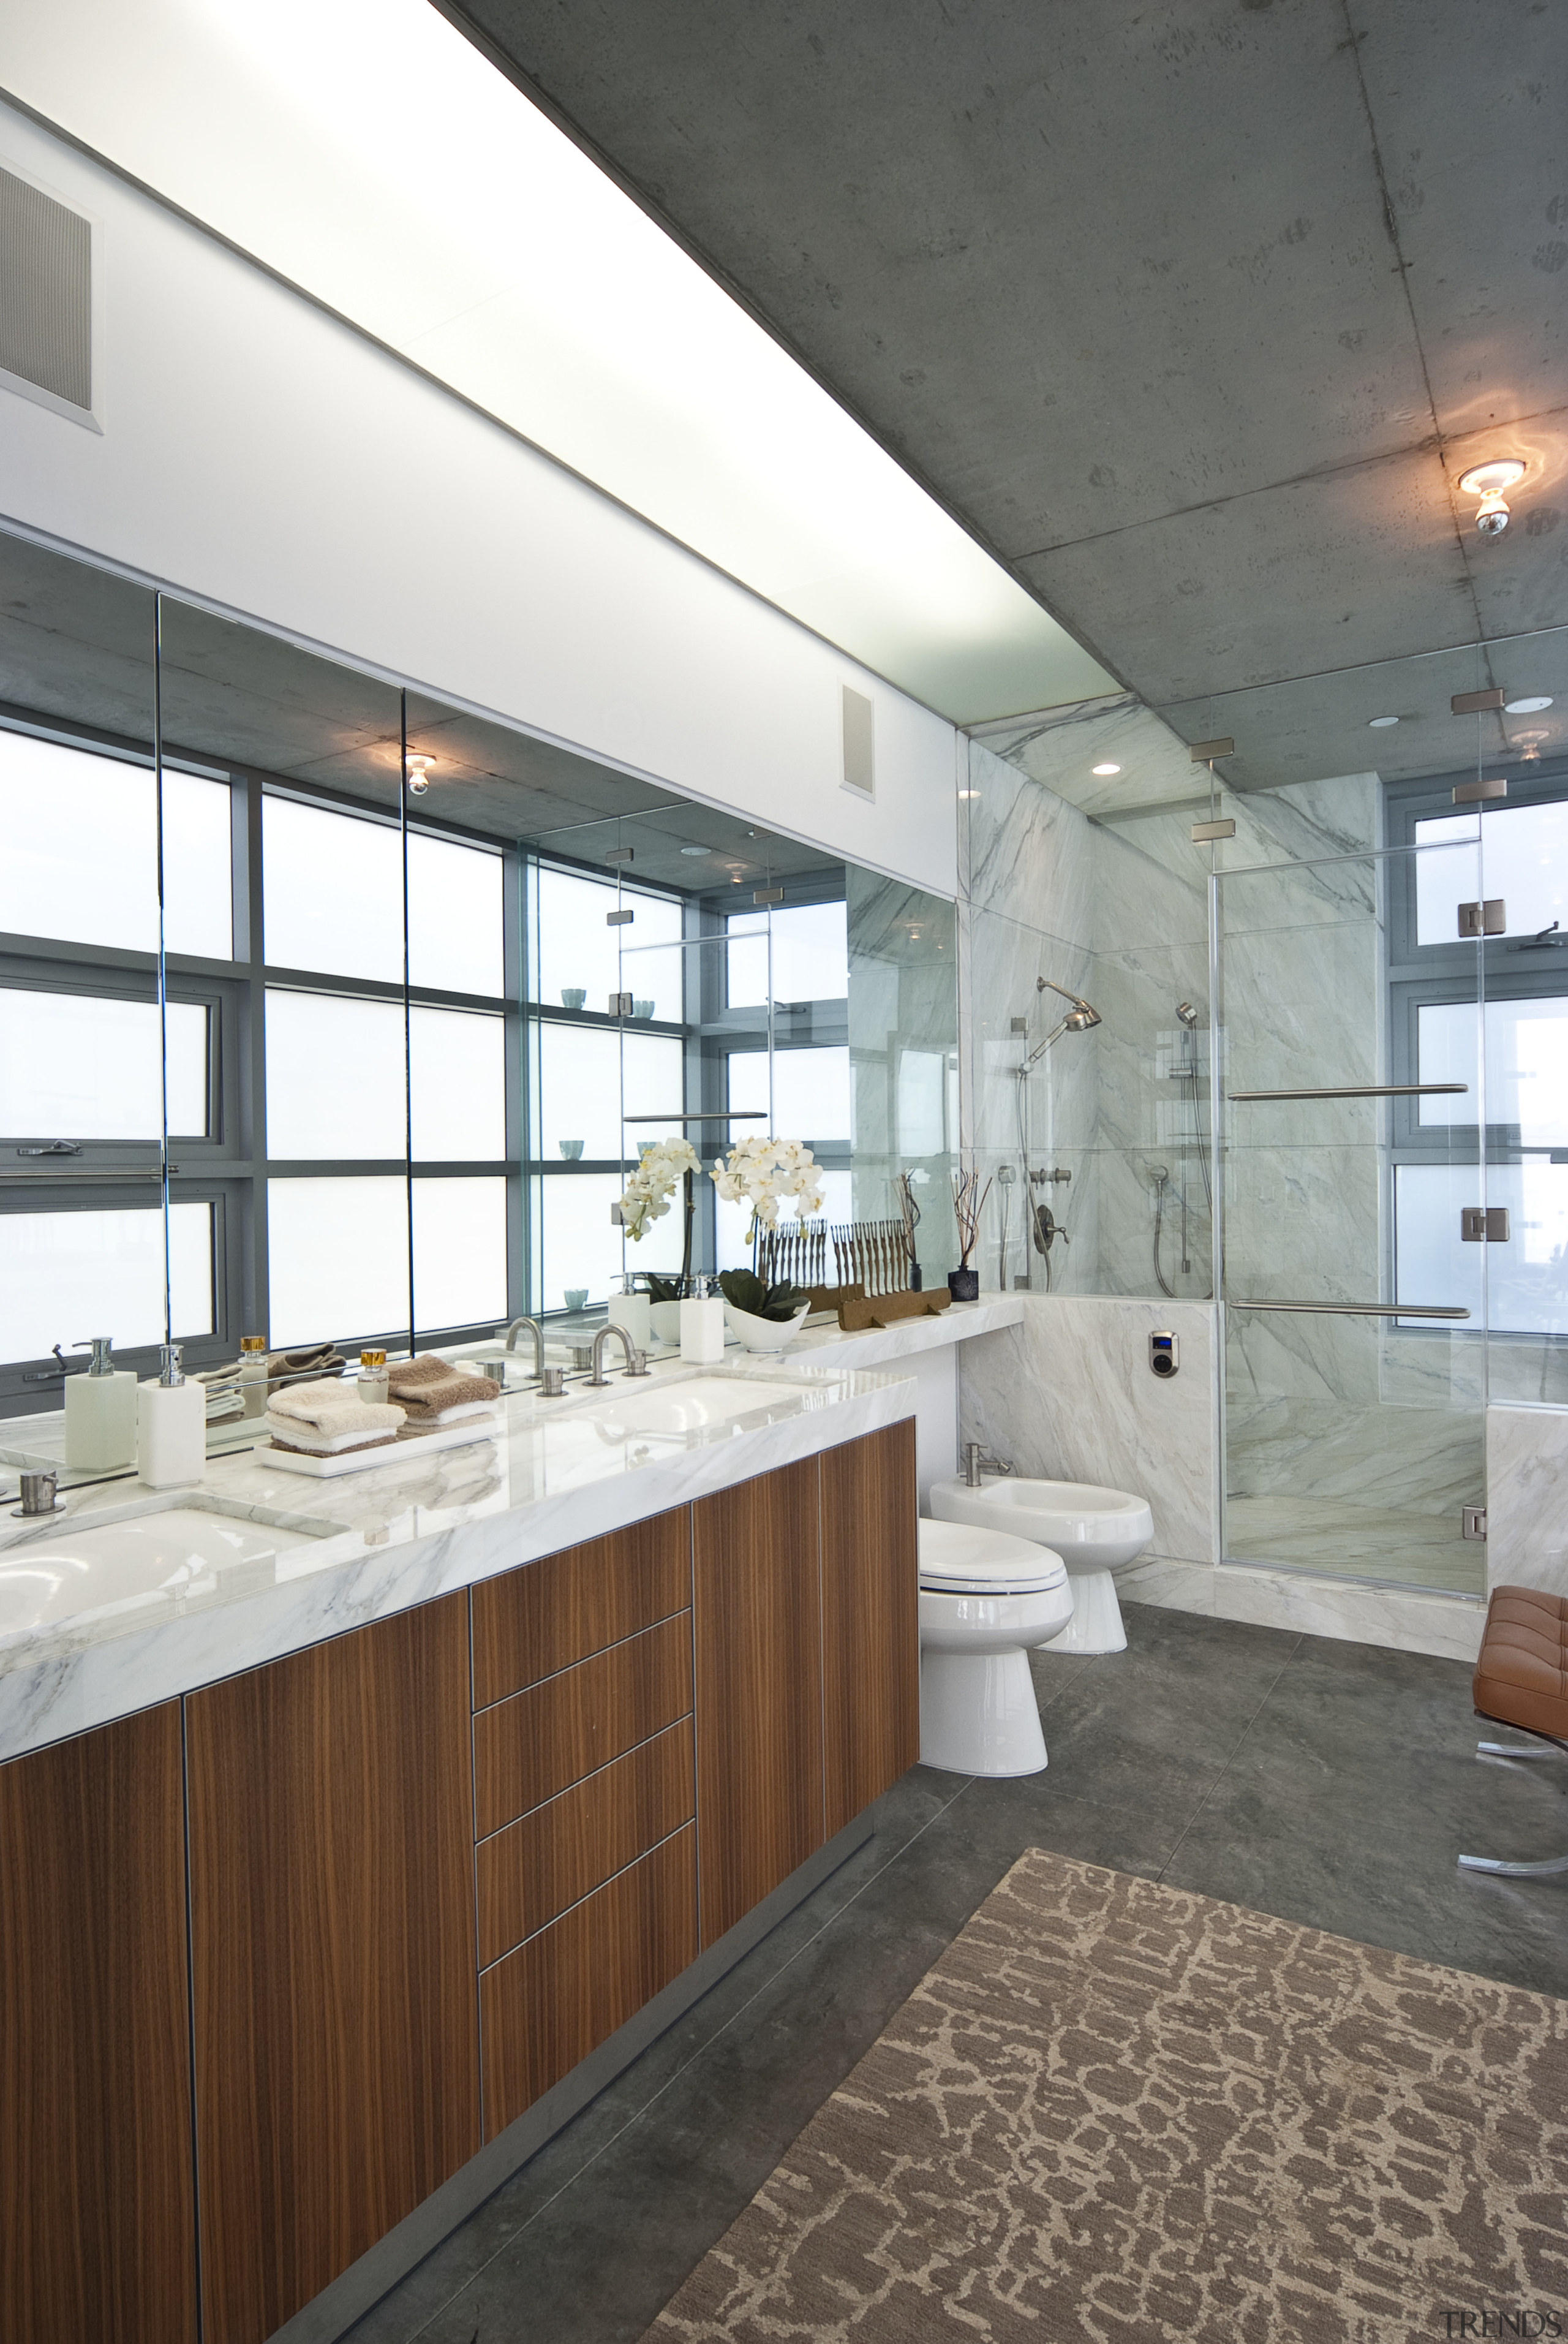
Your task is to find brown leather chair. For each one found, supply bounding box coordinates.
[1460,1586,1568,1879]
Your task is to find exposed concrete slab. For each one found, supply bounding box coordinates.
[450,0,1568,702]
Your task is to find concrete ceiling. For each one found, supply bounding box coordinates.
[444,0,1568,755]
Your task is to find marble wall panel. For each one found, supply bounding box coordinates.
[1115,1556,1484,1663]
[959,1296,1218,1567]
[963,736,1095,944]
[973,692,1197,825]
[1487,1406,1568,1600]
[1224,1394,1483,1514]
[1090,813,1209,956]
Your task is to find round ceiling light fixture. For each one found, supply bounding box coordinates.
[1505,695,1554,714]
[1368,716,1400,728]
[1457,459,1525,537]
[404,754,434,794]
[1091,762,1121,776]
[679,845,709,856]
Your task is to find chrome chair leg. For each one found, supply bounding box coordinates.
[1477,1739,1563,1760]
[1458,1850,1568,1877]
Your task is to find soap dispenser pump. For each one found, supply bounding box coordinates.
[64,1336,139,1471]
[138,1344,206,1488]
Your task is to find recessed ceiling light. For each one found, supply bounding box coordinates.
[1091,762,1121,776]
[1368,716,1400,728]
[1505,695,1554,714]
[679,845,709,856]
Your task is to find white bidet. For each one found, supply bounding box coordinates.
[929,1477,1154,1656]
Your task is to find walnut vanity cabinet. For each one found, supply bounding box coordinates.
[820,1418,921,1836]
[0,1702,197,2344]
[184,1594,480,2344]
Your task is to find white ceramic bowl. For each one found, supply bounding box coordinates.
[723,1301,809,1352]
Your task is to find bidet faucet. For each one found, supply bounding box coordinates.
[587,1321,649,1386]
[963,1442,1015,1489]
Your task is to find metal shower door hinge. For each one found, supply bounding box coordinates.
[1453,777,1507,804]
[608,991,635,1016]
[1462,1507,1488,1542]
[1460,1206,1511,1242]
[1457,899,1506,937]
[1190,818,1236,842]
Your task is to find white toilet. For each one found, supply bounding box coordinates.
[917,1518,1074,1777]
[929,1477,1154,1656]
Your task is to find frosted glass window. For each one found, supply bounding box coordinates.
[266,1177,409,1346]
[897,1048,948,1156]
[1393,1163,1485,1329]
[411,1009,505,1160]
[1395,1160,1568,1336]
[536,1172,625,1310]
[266,992,404,1158]
[0,991,207,1138]
[616,893,687,1022]
[728,1046,851,1143]
[408,834,504,996]
[0,1201,213,1362]
[727,903,848,1008]
[0,733,232,958]
[266,994,505,1160]
[1480,801,1568,940]
[263,798,402,983]
[1413,817,1481,948]
[1417,996,1568,1144]
[714,1166,850,1271]
[538,1022,620,1160]
[623,1032,686,1145]
[535,869,621,1009]
[412,1178,508,1333]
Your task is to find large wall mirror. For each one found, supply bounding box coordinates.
[0,522,957,1483]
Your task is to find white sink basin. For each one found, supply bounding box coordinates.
[572,1375,810,1438]
[930,1477,1153,1570]
[0,1507,320,1633]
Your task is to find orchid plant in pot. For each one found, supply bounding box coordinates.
[617,1139,700,1336]
[710,1136,824,1348]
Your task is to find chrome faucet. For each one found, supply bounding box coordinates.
[500,1318,546,1378]
[587,1321,649,1386]
[963,1441,1015,1489]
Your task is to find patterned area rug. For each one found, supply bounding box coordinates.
[643,1851,1568,2343]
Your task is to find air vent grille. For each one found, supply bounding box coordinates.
[0,165,92,412]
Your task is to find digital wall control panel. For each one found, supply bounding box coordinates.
[1149,1331,1179,1378]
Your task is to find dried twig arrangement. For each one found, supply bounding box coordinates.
[893,1173,922,1270]
[951,1166,992,1269]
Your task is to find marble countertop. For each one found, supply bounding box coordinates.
[0,1299,1019,1764]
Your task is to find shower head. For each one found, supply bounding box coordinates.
[1149,1165,1169,1183]
[1037,975,1102,1029]
[1176,1001,1200,1027]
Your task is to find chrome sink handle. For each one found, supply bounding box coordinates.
[586,1323,649,1386]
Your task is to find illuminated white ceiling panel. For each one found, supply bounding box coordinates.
[0,0,1116,722]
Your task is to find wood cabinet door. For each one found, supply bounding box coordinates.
[820,1419,921,1836]
[693,1454,824,1945]
[0,1703,197,2344]
[186,1595,479,2344]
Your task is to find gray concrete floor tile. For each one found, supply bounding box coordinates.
[346,1601,1568,2344]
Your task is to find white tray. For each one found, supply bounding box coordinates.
[263,1417,504,1477]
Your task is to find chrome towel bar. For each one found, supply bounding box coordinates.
[1227,1083,1468,1101]
[1231,1299,1470,1318]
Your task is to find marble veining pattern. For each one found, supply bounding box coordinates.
[1487,1406,1568,1600]
[0,1304,1022,1764]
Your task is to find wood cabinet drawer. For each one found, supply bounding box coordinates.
[473,1612,693,1839]
[480,1824,698,2139]
[472,1508,691,1710]
[476,1718,695,1968]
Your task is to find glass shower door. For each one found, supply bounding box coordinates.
[1215,837,1487,1596]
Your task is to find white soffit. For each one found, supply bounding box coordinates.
[0,0,1117,726]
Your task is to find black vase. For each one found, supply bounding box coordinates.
[948,1266,979,1302]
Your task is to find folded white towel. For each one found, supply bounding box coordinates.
[266,1377,404,1440]
[266,1420,402,1456]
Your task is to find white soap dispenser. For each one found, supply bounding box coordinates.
[64,1336,139,1471]
[138,1344,206,1488]
[679,1274,726,1365]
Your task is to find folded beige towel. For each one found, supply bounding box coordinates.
[268,1426,401,1457]
[266,1377,405,1444]
[386,1356,501,1423]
